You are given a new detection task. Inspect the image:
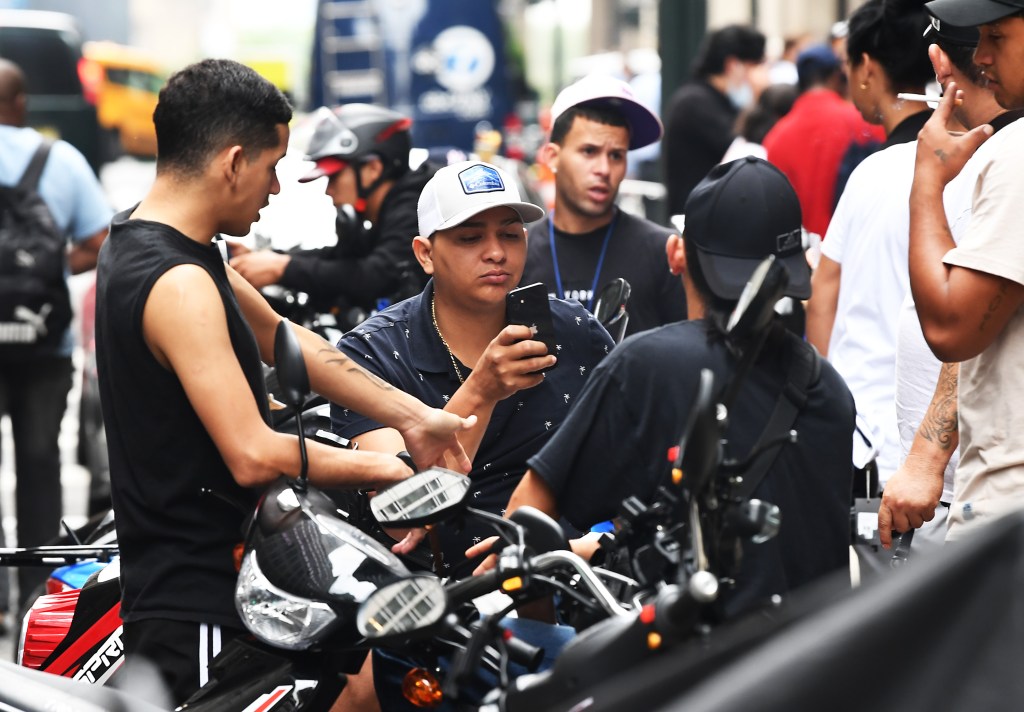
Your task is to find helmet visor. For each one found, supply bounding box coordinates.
[299,156,349,183]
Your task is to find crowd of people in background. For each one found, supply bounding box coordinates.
[1,0,1023,707]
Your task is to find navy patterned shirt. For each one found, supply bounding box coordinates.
[331,280,615,575]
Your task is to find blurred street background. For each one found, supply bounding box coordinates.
[0,0,874,659]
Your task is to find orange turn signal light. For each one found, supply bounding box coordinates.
[402,667,443,708]
[501,576,524,592]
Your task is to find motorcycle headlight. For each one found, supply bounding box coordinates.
[236,549,338,650]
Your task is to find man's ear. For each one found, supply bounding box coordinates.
[412,235,434,274]
[221,144,245,186]
[927,43,952,88]
[360,157,385,186]
[539,141,560,173]
[666,234,687,276]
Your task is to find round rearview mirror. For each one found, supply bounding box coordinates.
[357,576,447,640]
[370,467,471,527]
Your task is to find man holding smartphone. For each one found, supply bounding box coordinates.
[331,160,615,575]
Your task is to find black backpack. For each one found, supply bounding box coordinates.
[0,139,72,354]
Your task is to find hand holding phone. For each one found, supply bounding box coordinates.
[506,282,558,372]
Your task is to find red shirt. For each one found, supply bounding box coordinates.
[764,89,883,238]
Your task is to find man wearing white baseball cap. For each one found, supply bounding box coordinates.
[330,161,613,708]
[331,159,615,575]
[902,0,1024,542]
[522,74,688,338]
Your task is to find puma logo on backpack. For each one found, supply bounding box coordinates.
[0,139,72,352]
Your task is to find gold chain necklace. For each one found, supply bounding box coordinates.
[431,295,465,384]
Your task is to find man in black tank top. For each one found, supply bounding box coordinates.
[94,59,474,706]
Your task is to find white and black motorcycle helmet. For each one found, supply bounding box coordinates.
[299,103,412,189]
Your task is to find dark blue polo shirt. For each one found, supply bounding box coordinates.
[331,280,615,575]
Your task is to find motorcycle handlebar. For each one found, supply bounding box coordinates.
[503,631,544,672]
[446,568,502,607]
[445,551,627,619]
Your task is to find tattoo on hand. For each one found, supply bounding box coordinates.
[935,148,949,163]
[921,363,959,450]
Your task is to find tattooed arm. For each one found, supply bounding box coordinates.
[910,83,1024,362]
[229,266,474,474]
[878,362,959,548]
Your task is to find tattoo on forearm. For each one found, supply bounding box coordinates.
[979,282,1008,333]
[920,363,959,450]
[323,348,396,392]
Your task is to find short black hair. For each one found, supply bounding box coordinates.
[684,235,737,324]
[846,0,933,93]
[692,25,766,79]
[934,36,985,86]
[797,59,843,93]
[154,59,293,177]
[550,103,630,145]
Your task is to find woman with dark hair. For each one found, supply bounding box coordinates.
[844,0,935,145]
[806,0,939,500]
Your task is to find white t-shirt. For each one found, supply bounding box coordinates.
[823,142,917,482]
[941,119,1024,540]
[893,118,1023,505]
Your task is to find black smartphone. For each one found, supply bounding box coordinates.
[506,282,558,371]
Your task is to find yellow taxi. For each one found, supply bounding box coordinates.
[79,41,164,160]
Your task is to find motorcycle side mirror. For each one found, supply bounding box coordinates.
[370,467,472,527]
[593,278,632,343]
[273,320,311,489]
[725,255,789,345]
[273,320,310,409]
[356,575,448,642]
[509,506,570,553]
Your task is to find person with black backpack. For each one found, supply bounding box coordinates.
[0,58,112,621]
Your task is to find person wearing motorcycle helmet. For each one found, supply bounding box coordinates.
[230,103,437,323]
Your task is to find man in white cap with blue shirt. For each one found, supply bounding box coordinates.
[522,74,688,337]
[331,159,615,576]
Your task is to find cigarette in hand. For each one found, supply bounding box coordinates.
[897,92,963,106]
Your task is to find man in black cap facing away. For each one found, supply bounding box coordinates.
[489,157,856,616]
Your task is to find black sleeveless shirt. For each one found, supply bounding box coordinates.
[95,208,267,627]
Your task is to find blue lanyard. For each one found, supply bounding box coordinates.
[548,210,618,312]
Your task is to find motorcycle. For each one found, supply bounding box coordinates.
[334,257,795,711]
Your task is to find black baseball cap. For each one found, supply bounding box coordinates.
[926,0,1024,27]
[924,12,981,45]
[684,156,811,301]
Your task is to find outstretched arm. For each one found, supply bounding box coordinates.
[143,264,415,490]
[878,362,959,548]
[342,324,554,468]
[231,264,475,472]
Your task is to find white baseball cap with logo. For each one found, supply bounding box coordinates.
[550,73,664,150]
[417,161,546,237]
